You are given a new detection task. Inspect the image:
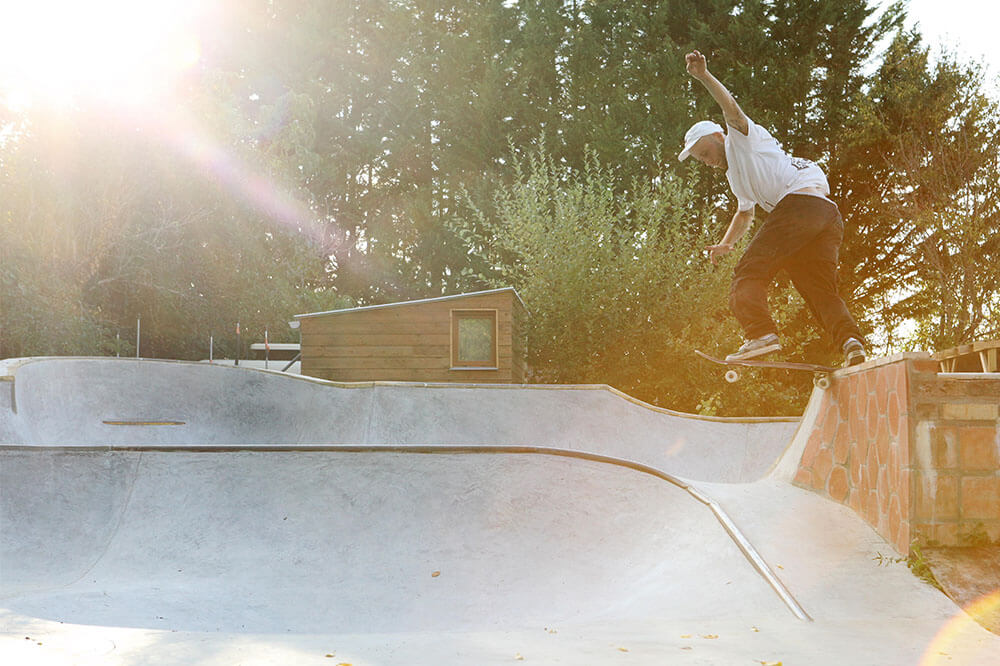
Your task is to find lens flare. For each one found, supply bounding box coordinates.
[919,589,1000,664]
[0,1,205,107]
[153,108,335,253]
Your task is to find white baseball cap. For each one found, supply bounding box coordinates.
[678,120,724,161]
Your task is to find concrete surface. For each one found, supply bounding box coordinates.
[924,546,1000,634]
[0,357,798,482]
[2,357,999,665]
[201,359,302,374]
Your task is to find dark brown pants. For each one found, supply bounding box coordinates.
[729,194,864,348]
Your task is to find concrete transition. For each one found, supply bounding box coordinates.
[1,357,999,665]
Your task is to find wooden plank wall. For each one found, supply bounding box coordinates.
[301,291,524,383]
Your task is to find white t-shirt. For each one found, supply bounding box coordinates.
[724,117,829,213]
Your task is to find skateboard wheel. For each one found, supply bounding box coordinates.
[814,375,831,390]
[724,369,740,383]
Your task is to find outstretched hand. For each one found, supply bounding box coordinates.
[685,50,708,79]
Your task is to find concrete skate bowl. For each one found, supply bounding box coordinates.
[0,357,799,482]
[0,357,804,636]
[0,448,798,634]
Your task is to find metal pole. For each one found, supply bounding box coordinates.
[235,322,240,366]
[209,334,214,364]
[136,317,141,359]
[265,328,269,369]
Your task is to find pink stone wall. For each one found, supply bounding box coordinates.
[794,355,1000,555]
[794,357,912,555]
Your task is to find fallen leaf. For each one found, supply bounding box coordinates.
[617,647,629,652]
[431,571,441,578]
[701,634,719,639]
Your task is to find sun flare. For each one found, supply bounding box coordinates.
[0,0,205,109]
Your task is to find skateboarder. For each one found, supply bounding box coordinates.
[680,50,867,367]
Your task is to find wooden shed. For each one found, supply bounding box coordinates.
[295,288,529,383]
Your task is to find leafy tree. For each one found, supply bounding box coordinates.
[0,101,343,360]
[834,31,1000,350]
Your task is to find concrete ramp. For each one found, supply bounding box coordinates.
[1,357,798,482]
[1,449,786,634]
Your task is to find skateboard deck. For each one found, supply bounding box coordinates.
[694,349,835,389]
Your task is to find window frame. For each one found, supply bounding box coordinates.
[450,309,499,370]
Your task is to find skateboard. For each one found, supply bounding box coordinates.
[694,349,835,389]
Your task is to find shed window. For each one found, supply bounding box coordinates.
[452,310,498,368]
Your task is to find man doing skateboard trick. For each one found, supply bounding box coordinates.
[680,50,867,367]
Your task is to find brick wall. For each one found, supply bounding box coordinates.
[910,366,1000,547]
[793,354,1000,555]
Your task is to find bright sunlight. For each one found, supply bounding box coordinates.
[0,0,205,110]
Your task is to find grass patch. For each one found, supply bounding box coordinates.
[874,541,944,592]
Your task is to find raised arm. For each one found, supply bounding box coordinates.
[685,50,749,136]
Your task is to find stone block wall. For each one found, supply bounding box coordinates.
[794,355,912,554]
[793,354,1000,555]
[910,367,1000,546]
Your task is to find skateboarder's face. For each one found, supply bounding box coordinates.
[689,133,726,170]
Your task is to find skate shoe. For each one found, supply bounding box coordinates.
[725,334,781,362]
[843,338,867,367]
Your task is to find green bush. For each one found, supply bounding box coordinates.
[454,145,811,415]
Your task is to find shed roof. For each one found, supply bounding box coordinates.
[294,287,528,320]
